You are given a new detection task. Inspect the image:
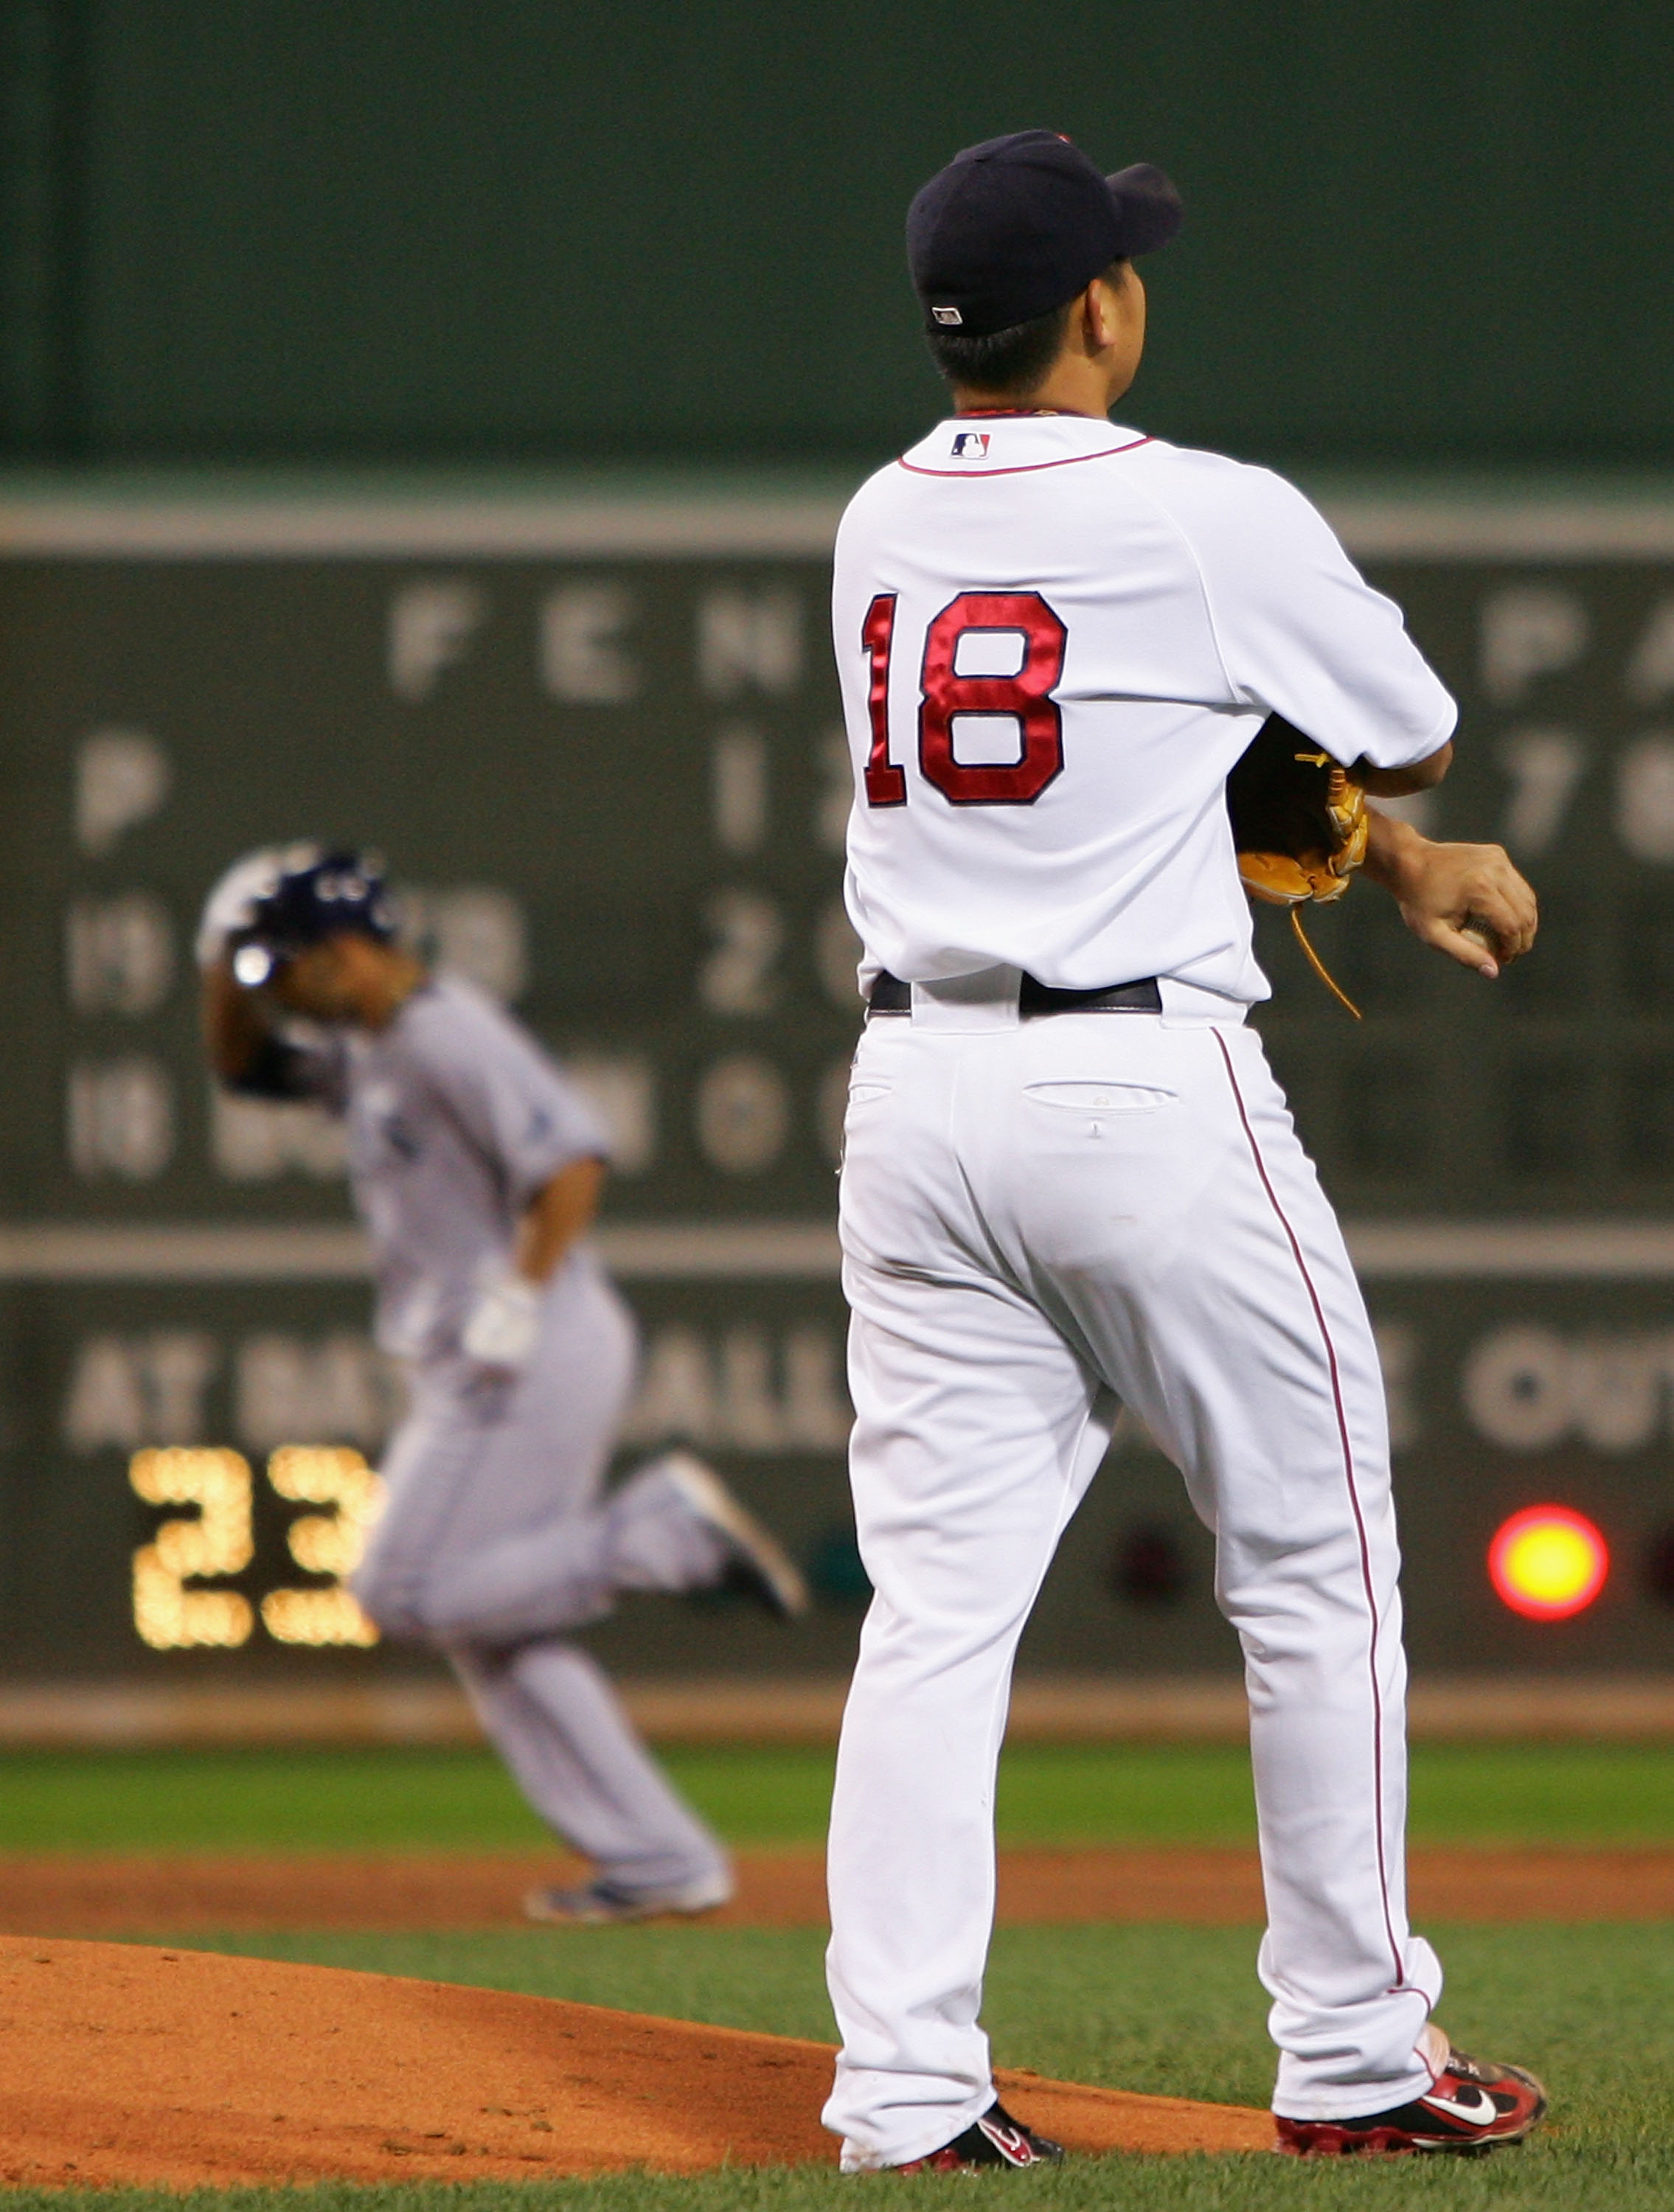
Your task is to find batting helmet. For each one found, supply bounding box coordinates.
[201,843,397,987]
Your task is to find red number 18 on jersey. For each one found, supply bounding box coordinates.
[862,591,1069,808]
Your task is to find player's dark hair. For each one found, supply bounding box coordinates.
[925,302,1070,394]
[925,260,1128,395]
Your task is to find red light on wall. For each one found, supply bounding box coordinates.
[1488,1506,1609,1621]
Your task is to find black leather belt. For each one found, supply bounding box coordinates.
[866,970,1161,1017]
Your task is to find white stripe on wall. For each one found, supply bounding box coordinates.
[5,492,1674,562]
[0,496,852,560]
[1347,1219,1674,1279]
[1,1217,1673,1282]
[1327,499,1674,560]
[0,1219,842,1281]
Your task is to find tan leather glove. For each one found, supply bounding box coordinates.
[1227,713,1369,1013]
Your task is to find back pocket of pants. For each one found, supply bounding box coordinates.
[1024,1079,1174,1114]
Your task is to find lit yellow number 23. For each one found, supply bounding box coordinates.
[129,1446,385,1651]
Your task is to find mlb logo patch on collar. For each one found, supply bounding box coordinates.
[950,430,990,459]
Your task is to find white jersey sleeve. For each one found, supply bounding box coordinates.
[1136,454,1456,771]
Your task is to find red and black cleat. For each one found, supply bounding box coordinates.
[892,2102,1066,2174]
[1277,2040,1547,2157]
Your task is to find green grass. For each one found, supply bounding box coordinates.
[0,1749,552,1854]
[1,1742,1673,1851]
[66,1921,1674,2209]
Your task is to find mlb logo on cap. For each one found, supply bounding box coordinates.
[951,431,990,458]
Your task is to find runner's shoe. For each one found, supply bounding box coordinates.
[892,2102,1065,2173]
[664,1451,811,1618]
[1277,2034,1546,2157]
[523,1869,734,1924]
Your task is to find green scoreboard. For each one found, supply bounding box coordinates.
[3,481,1673,1685]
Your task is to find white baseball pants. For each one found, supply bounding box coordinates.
[824,988,1441,2169]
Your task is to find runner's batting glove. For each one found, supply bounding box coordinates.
[461,1272,543,1372]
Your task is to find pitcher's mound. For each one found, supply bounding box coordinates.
[0,1936,1270,2185]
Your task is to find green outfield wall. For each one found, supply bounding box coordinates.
[4,477,1674,1685]
[1,0,1670,470]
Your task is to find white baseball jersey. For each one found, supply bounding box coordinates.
[832,414,1456,1006]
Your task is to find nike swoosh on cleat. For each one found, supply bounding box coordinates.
[977,2119,1036,2163]
[1421,2088,1496,2124]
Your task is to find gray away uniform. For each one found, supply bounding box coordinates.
[251,977,730,1896]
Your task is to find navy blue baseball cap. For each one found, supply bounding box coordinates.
[907,131,1183,338]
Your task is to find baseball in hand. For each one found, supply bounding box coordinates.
[1459,915,1501,963]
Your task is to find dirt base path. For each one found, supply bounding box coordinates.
[2,1845,1673,1934]
[0,1938,1271,2185]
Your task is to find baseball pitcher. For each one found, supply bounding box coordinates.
[199,845,808,1923]
[822,132,1543,2168]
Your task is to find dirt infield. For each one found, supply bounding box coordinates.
[0,1937,1271,2185]
[2,1844,1672,1933]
